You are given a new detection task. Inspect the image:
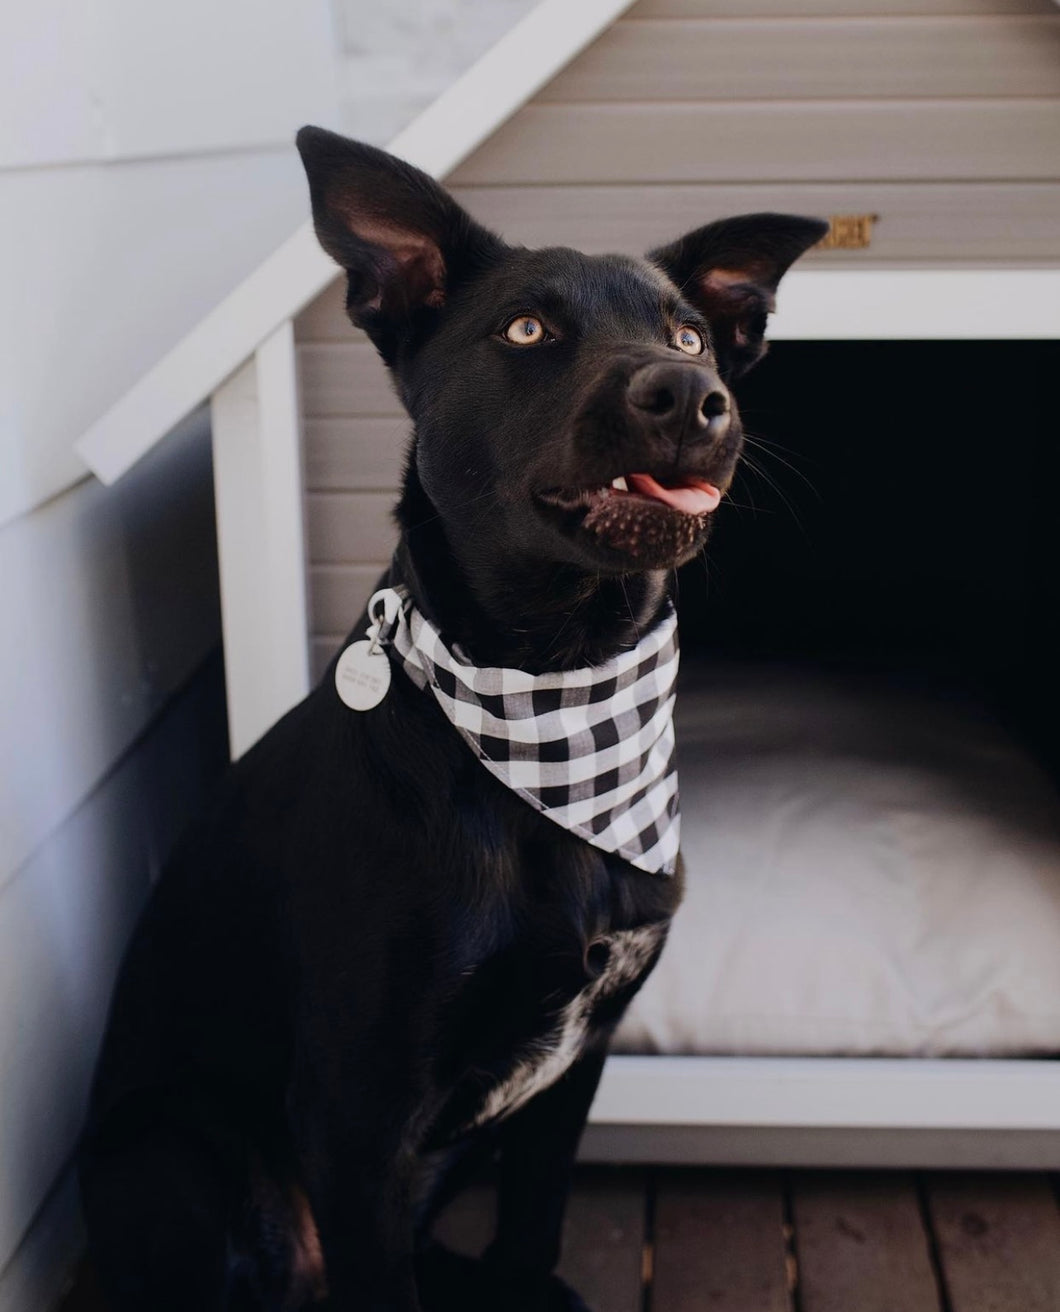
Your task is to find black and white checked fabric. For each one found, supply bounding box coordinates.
[366,585,681,877]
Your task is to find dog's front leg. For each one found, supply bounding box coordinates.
[485,1042,610,1311]
[296,1087,426,1312]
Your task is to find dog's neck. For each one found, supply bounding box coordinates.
[395,464,669,673]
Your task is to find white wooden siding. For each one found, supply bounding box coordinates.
[0,656,226,1312]
[0,0,335,169]
[538,17,1060,102]
[449,102,1060,185]
[306,492,397,564]
[0,411,219,897]
[0,408,225,1308]
[631,0,1055,14]
[296,0,1060,670]
[457,182,1060,266]
[310,565,389,635]
[296,300,408,674]
[2,2,338,529]
[304,418,408,489]
[298,343,403,416]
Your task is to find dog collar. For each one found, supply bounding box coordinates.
[348,584,681,877]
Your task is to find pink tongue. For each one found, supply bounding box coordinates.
[627,472,722,515]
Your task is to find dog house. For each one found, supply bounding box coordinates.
[77,0,1060,1168]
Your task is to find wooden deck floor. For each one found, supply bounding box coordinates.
[60,1168,1060,1311]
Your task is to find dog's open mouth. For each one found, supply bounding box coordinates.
[538,473,722,518]
[536,472,724,567]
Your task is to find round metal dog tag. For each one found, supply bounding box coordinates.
[334,640,391,711]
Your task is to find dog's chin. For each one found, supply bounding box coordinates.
[536,483,718,572]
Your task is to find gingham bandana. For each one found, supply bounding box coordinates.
[365,585,681,877]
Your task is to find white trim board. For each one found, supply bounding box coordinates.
[75,0,640,487]
[591,1055,1060,1132]
[211,323,311,758]
[771,268,1060,340]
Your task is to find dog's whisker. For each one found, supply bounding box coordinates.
[742,431,821,499]
[739,452,808,536]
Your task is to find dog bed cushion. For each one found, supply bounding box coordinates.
[614,665,1060,1057]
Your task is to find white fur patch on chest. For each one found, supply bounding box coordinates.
[469,923,665,1130]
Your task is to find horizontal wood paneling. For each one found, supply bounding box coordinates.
[296,281,364,343]
[311,636,343,683]
[306,492,399,565]
[541,17,1060,103]
[631,0,1054,14]
[304,418,409,491]
[291,189,1060,317]
[309,564,387,635]
[298,344,400,417]
[449,101,1060,185]
[452,182,1060,264]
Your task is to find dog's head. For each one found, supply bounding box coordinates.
[297,128,824,581]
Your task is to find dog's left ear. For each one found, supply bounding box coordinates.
[650,213,828,380]
[296,126,502,361]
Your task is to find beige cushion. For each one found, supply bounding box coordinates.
[615,666,1060,1057]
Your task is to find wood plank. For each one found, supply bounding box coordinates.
[631,0,1054,15]
[304,418,408,492]
[652,1169,793,1311]
[792,1172,941,1312]
[557,1168,646,1312]
[451,181,1060,265]
[310,635,343,683]
[428,1170,643,1310]
[295,281,366,344]
[448,101,1060,185]
[309,564,385,635]
[926,1173,1060,1311]
[297,343,400,417]
[541,17,1060,103]
[305,491,399,565]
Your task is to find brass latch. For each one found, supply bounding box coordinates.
[816,215,877,250]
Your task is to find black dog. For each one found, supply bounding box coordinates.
[79,127,825,1312]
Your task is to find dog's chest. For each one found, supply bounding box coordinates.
[467,922,665,1130]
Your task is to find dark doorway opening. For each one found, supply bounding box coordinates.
[676,340,1060,774]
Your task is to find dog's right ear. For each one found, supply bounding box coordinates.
[296,126,501,358]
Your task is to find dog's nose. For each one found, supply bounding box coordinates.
[627,363,731,440]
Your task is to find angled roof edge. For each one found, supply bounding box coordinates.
[76,0,639,484]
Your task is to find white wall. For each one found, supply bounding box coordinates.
[0,0,339,527]
[334,0,530,143]
[0,412,227,1310]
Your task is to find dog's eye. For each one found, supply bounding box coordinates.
[503,315,547,345]
[674,325,704,355]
